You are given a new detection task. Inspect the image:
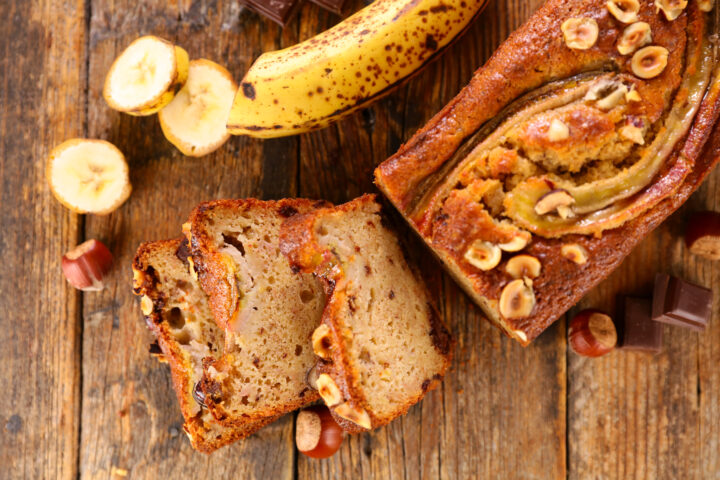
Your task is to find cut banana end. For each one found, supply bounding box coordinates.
[103,36,189,116]
[47,139,132,215]
[158,59,238,157]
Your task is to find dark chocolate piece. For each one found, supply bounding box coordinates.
[620,297,663,353]
[310,0,346,14]
[241,0,305,26]
[652,273,711,331]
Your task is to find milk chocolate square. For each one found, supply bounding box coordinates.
[621,297,663,353]
[652,273,711,331]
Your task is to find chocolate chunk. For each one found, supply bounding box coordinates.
[652,273,711,331]
[620,297,663,353]
[310,0,346,14]
[192,382,207,408]
[241,0,305,26]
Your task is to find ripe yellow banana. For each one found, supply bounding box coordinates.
[227,0,488,138]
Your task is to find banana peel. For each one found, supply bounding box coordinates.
[227,0,489,138]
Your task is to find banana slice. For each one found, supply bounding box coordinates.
[103,36,189,116]
[158,59,237,157]
[47,139,132,214]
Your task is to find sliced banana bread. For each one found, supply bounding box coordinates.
[279,194,453,433]
[185,199,327,427]
[132,238,273,453]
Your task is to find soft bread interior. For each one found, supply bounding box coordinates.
[201,206,324,417]
[316,202,447,419]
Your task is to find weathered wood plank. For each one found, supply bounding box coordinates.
[567,196,709,478]
[79,1,299,478]
[0,1,85,479]
[298,1,566,478]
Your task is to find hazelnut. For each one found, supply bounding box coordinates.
[534,189,575,216]
[464,241,502,271]
[698,0,714,11]
[561,18,599,50]
[499,279,536,319]
[316,374,342,406]
[547,118,570,141]
[296,405,345,459]
[620,123,645,144]
[568,310,617,357]
[561,243,589,264]
[505,255,542,279]
[625,87,642,102]
[312,324,333,359]
[655,0,688,20]
[685,211,720,260]
[607,0,640,23]
[596,84,628,110]
[617,22,652,55]
[141,295,154,316]
[61,239,114,291]
[334,402,372,430]
[513,329,528,343]
[631,46,669,79]
[498,232,531,252]
[306,362,320,390]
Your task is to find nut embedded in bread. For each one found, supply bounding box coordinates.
[184,199,328,427]
[375,0,720,345]
[279,195,453,432]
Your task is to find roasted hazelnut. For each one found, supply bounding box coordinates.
[499,279,536,319]
[625,87,642,102]
[698,0,714,11]
[568,310,617,357]
[655,0,688,20]
[620,123,645,144]
[631,46,669,79]
[685,211,720,260]
[312,324,333,359]
[498,231,531,252]
[617,22,652,55]
[561,243,589,264]
[596,84,629,110]
[141,295,154,316]
[607,0,640,23]
[505,255,542,279]
[334,402,372,430]
[534,189,575,216]
[561,18,599,50]
[306,362,320,390]
[61,239,114,291]
[464,240,502,271]
[316,373,342,406]
[296,405,345,459]
[547,118,569,141]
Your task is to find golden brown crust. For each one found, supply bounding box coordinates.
[279,194,453,433]
[375,0,720,344]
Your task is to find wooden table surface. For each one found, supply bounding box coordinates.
[2,0,719,478]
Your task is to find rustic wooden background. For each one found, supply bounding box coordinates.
[2,0,719,478]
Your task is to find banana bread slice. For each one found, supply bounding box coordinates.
[279,194,452,433]
[185,199,327,426]
[132,238,274,453]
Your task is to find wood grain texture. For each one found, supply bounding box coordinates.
[3,0,720,478]
[0,1,85,479]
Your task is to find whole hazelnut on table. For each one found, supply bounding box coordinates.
[62,239,114,291]
[568,310,617,357]
[296,405,345,459]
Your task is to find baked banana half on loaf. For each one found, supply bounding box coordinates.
[184,199,327,427]
[132,238,273,453]
[375,0,720,345]
[279,195,452,433]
